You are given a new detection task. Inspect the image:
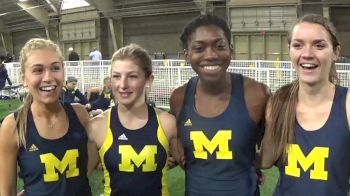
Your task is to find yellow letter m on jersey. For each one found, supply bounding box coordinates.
[119,145,157,172]
[285,144,329,180]
[190,130,232,159]
[40,149,79,182]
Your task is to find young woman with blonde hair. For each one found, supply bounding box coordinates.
[88,43,179,196]
[0,38,93,196]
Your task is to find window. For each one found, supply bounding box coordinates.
[61,0,89,10]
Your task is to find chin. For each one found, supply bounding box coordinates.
[117,99,134,106]
[299,79,319,86]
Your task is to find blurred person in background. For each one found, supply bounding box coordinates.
[68,47,80,61]
[60,76,88,105]
[0,60,12,91]
[85,76,114,116]
[89,48,102,61]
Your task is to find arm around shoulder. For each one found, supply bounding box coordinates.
[0,114,19,196]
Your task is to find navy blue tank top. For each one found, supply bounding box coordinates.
[17,103,91,196]
[91,90,112,111]
[275,86,350,196]
[178,73,259,196]
[99,105,169,196]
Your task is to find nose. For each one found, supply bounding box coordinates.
[119,76,128,89]
[42,69,53,82]
[204,47,218,60]
[301,45,314,59]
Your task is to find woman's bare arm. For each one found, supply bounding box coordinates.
[0,114,19,196]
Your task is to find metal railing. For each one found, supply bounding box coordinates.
[4,60,350,108]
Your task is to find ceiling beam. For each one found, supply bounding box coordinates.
[85,0,114,17]
[44,0,58,14]
[17,1,49,26]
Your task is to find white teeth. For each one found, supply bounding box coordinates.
[301,63,317,68]
[203,65,219,70]
[40,86,55,91]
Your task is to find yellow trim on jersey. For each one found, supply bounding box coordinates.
[155,111,170,196]
[99,108,113,196]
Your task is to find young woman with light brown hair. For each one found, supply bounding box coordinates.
[260,14,350,195]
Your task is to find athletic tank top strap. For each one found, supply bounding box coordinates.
[329,85,348,127]
[230,73,246,106]
[181,76,198,113]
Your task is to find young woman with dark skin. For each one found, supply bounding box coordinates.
[170,14,270,195]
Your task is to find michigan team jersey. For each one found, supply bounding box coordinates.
[99,105,169,196]
[60,87,88,105]
[178,73,259,196]
[17,103,92,196]
[91,90,113,111]
[275,86,350,196]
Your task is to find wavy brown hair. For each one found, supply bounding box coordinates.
[265,14,340,161]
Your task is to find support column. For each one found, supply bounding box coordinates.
[45,27,50,40]
[1,33,7,53]
[108,17,123,51]
[46,26,59,43]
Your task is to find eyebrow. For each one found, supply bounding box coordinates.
[111,71,139,74]
[191,38,227,43]
[31,61,61,67]
[291,38,327,43]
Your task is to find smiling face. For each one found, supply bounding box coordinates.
[22,49,64,104]
[289,22,340,86]
[185,25,232,83]
[111,59,152,107]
